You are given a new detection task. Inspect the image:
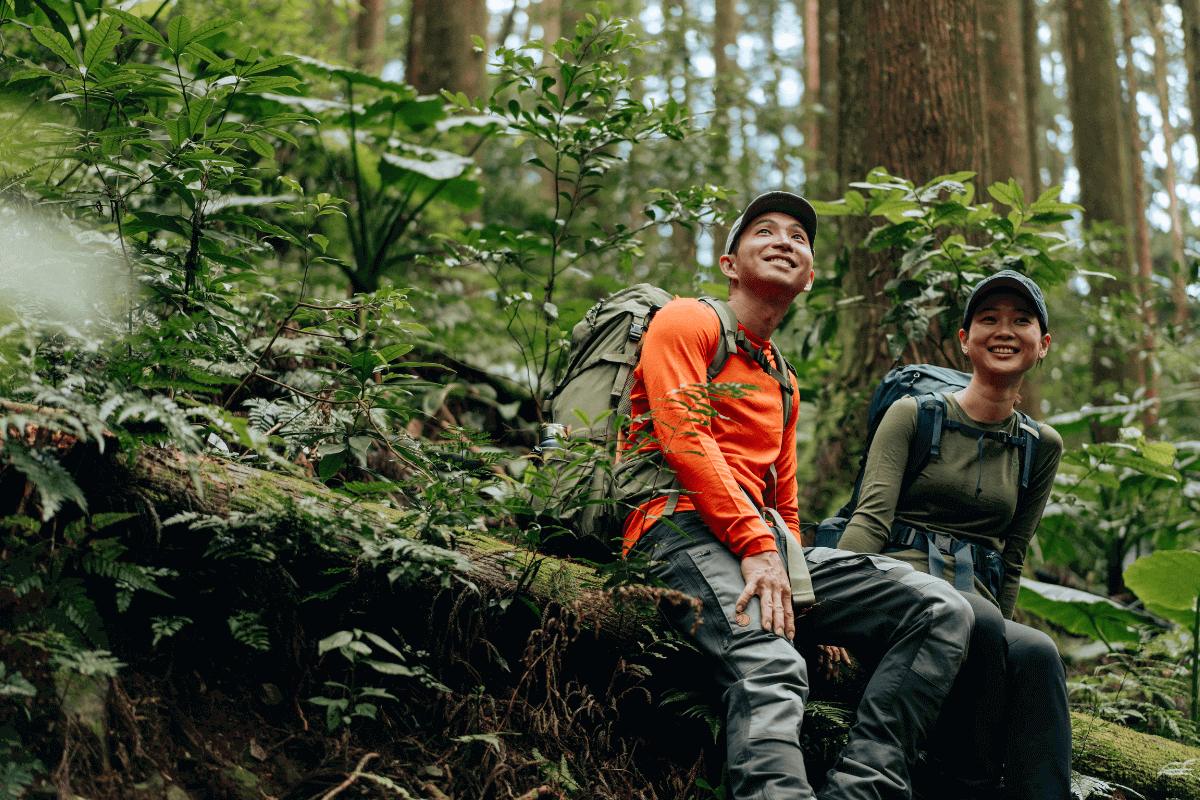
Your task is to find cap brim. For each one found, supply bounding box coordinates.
[726,192,817,254]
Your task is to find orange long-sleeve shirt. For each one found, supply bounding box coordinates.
[620,298,802,558]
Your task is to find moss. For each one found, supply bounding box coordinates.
[1072,712,1200,799]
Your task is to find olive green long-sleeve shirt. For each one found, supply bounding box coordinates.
[839,393,1062,618]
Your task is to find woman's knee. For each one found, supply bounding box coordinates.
[1006,621,1065,679]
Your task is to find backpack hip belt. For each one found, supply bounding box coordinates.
[884,523,1005,598]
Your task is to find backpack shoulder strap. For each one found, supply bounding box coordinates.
[697,297,739,381]
[1013,409,1041,490]
[906,392,947,494]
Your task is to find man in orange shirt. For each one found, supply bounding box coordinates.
[622,192,974,800]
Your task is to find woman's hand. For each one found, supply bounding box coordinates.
[814,645,853,680]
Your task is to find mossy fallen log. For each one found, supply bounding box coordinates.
[11,425,1200,798]
[128,448,1200,798]
[1071,711,1200,799]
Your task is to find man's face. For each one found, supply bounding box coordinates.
[719,211,815,299]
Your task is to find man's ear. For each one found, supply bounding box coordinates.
[803,268,815,292]
[718,253,738,281]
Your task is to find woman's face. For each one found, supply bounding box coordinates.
[959,290,1050,377]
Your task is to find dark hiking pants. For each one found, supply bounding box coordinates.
[932,591,1072,800]
[634,512,973,800]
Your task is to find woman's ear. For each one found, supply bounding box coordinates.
[1038,332,1051,361]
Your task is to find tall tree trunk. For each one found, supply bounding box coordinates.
[1119,0,1159,428]
[1022,0,1043,197]
[813,0,987,515]
[406,0,487,100]
[804,0,821,188]
[1181,0,1200,156]
[1063,0,1137,442]
[980,0,1034,195]
[1150,0,1192,329]
[817,0,839,184]
[709,0,741,269]
[352,0,386,75]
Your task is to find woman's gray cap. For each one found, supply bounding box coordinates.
[963,269,1049,331]
[724,191,818,254]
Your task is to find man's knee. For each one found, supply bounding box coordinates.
[728,640,808,742]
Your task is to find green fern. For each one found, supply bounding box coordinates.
[81,553,173,597]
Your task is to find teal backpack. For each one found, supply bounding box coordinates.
[534,284,795,555]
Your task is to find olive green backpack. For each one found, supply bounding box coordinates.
[535,284,796,554]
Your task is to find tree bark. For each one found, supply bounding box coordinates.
[1063,0,1138,442]
[816,0,986,514]
[804,0,821,187]
[1120,0,1160,428]
[1149,0,1192,329]
[352,0,386,75]
[405,0,487,100]
[980,0,1034,195]
[1023,0,1043,197]
[708,0,740,269]
[1180,0,1200,161]
[817,0,839,184]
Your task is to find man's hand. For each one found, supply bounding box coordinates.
[736,550,795,641]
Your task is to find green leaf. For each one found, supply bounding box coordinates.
[188,18,238,43]
[33,26,78,69]
[807,199,853,216]
[104,8,167,46]
[242,54,299,76]
[166,15,192,53]
[1141,441,1177,467]
[166,115,191,147]
[1016,578,1150,645]
[245,134,275,159]
[1124,550,1200,630]
[318,452,346,480]
[365,660,415,676]
[987,182,1018,208]
[1105,455,1181,483]
[376,344,413,363]
[317,630,354,655]
[83,17,122,72]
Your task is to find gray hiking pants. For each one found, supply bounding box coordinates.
[634,512,973,800]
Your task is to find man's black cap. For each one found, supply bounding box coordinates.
[724,191,818,255]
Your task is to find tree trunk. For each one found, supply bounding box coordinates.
[1149,0,1192,330]
[405,0,487,100]
[980,0,1034,194]
[1023,0,1042,197]
[817,0,839,185]
[804,0,821,187]
[816,0,986,513]
[1063,0,1138,442]
[352,0,386,75]
[1120,0,1165,431]
[708,0,740,269]
[1181,0,1200,162]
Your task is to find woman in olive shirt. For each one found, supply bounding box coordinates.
[838,270,1069,800]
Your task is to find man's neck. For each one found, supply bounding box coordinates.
[726,293,794,340]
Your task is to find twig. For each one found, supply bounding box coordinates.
[319,752,378,800]
[515,786,553,800]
